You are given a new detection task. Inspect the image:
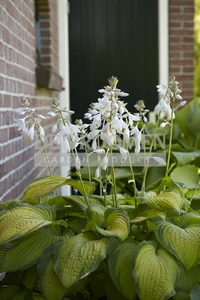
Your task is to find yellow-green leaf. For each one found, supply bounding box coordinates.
[155,221,200,269]
[108,239,138,299]
[23,176,68,201]
[0,225,66,272]
[38,253,66,300]
[175,264,200,293]
[129,204,165,223]
[170,165,199,189]
[87,204,106,227]
[96,208,130,241]
[0,202,55,244]
[133,241,179,300]
[138,190,183,215]
[54,232,108,290]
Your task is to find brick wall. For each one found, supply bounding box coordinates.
[169,0,194,101]
[0,0,59,202]
[36,0,58,72]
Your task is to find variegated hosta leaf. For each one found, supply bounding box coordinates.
[23,176,68,201]
[129,204,165,223]
[0,202,55,244]
[175,264,200,293]
[155,221,200,269]
[87,204,106,227]
[108,239,138,299]
[138,190,183,215]
[54,232,108,290]
[172,291,190,300]
[179,212,200,228]
[38,253,66,300]
[0,225,68,272]
[95,208,130,241]
[133,241,179,300]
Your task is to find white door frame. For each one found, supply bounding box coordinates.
[158,0,169,85]
[57,0,71,195]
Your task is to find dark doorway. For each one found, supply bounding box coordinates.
[69,0,158,121]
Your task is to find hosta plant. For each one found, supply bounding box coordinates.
[0,76,200,300]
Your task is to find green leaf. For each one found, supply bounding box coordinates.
[68,218,87,234]
[172,291,190,300]
[108,239,137,299]
[95,208,130,241]
[172,151,200,166]
[190,285,200,300]
[38,253,66,300]
[87,204,106,227]
[129,204,165,223]
[54,232,108,290]
[138,190,183,215]
[146,176,183,195]
[0,286,22,300]
[104,276,129,300]
[0,202,55,244]
[175,264,200,293]
[0,286,32,300]
[170,165,199,189]
[179,212,200,228]
[0,225,66,272]
[49,196,87,212]
[155,221,200,269]
[133,241,179,300]
[90,273,106,298]
[63,178,96,197]
[23,176,68,201]
[23,265,38,290]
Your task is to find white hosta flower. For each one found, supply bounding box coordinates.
[63,137,71,152]
[15,117,27,133]
[75,154,81,170]
[101,124,115,146]
[176,94,182,100]
[160,122,169,128]
[47,111,57,117]
[54,131,62,145]
[87,129,100,140]
[98,88,129,97]
[154,98,173,121]
[101,155,109,170]
[128,112,140,125]
[38,124,45,142]
[35,113,46,120]
[52,123,58,133]
[119,147,128,159]
[123,128,130,145]
[27,124,35,142]
[131,126,142,154]
[156,85,173,98]
[95,167,100,178]
[84,112,92,119]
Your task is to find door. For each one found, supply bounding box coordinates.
[69,0,158,121]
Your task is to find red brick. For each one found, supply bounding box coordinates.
[0,128,9,143]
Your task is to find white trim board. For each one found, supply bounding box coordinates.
[57,0,71,195]
[158,0,169,86]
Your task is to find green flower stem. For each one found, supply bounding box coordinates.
[34,122,59,197]
[78,170,90,207]
[190,177,200,203]
[128,152,138,208]
[84,141,91,182]
[165,98,175,176]
[111,149,118,208]
[141,118,160,191]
